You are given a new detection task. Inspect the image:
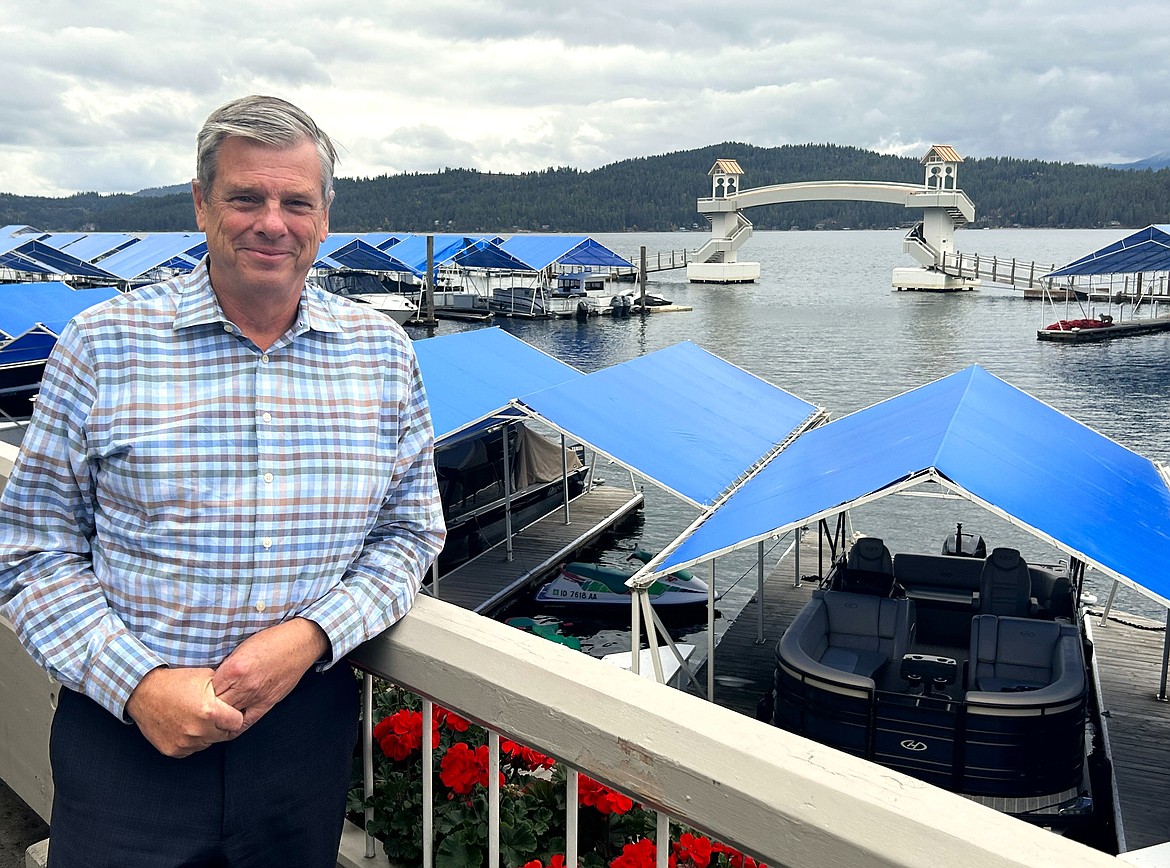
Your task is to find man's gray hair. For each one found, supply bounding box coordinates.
[196,95,339,202]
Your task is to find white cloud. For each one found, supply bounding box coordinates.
[1,0,1168,195]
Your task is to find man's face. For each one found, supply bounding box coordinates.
[193,136,330,299]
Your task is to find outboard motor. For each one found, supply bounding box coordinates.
[942,522,987,558]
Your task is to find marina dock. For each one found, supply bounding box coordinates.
[1085,611,1170,853]
[430,483,644,616]
[693,547,1170,855]
[1036,315,1170,342]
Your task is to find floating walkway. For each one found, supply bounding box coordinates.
[1037,315,1170,342]
[429,483,644,616]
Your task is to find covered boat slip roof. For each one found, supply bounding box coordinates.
[414,327,582,443]
[1047,224,1170,277]
[314,237,416,274]
[0,282,122,344]
[412,331,821,511]
[92,234,205,280]
[497,236,635,271]
[1,229,633,282]
[0,238,120,281]
[514,342,821,508]
[650,365,1170,609]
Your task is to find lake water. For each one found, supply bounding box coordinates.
[409,228,1170,655]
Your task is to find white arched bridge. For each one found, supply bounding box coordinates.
[689,147,978,290]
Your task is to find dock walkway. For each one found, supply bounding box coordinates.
[1037,315,1170,342]
[694,551,1170,854]
[1086,611,1170,853]
[431,484,644,616]
[687,535,822,717]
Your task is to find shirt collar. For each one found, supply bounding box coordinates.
[172,257,344,336]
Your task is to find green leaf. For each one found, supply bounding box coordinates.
[436,834,484,868]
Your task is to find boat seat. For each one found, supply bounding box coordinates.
[975,547,1036,617]
[795,589,915,679]
[839,537,899,596]
[967,614,1072,693]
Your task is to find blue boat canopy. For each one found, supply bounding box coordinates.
[1047,225,1170,277]
[414,327,582,444]
[649,365,1170,609]
[0,283,122,364]
[497,236,634,271]
[0,238,120,281]
[515,342,822,508]
[314,237,417,274]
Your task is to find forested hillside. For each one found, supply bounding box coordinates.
[3,142,1168,233]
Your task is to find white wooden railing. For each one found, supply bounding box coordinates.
[347,594,1120,868]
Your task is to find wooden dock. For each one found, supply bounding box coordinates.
[1085,610,1170,853]
[688,534,823,717]
[1036,315,1170,342]
[430,484,644,615]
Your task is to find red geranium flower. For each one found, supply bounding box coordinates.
[578,775,634,815]
[501,739,556,770]
[439,742,504,795]
[611,838,673,868]
[373,709,437,761]
[672,832,713,868]
[436,705,471,732]
[710,842,765,868]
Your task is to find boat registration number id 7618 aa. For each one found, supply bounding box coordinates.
[550,588,600,600]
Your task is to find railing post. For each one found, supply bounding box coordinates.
[566,768,579,867]
[1158,608,1170,702]
[503,422,514,562]
[488,731,500,868]
[1029,261,1036,287]
[656,812,670,868]
[1011,258,1016,285]
[707,561,716,702]
[423,699,434,868]
[756,540,765,643]
[992,256,998,283]
[362,674,376,859]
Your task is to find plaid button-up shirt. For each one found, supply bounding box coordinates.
[0,261,445,719]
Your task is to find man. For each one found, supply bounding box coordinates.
[0,95,446,866]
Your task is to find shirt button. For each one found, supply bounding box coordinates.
[256,601,266,612]
[260,354,270,364]
[223,324,234,333]
[262,412,272,423]
[262,537,272,549]
[263,472,274,484]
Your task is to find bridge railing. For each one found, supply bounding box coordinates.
[346,593,1121,867]
[941,251,1058,289]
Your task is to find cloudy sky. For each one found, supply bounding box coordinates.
[2,0,1168,197]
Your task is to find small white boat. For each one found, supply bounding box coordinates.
[317,272,417,325]
[350,291,417,325]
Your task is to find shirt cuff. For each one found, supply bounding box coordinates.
[297,586,365,666]
[85,629,169,721]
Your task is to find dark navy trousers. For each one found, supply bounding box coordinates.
[46,663,359,868]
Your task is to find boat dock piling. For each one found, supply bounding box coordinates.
[430,484,644,616]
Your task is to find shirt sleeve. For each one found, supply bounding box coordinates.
[0,323,165,720]
[297,346,447,663]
